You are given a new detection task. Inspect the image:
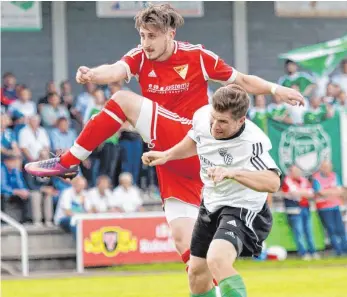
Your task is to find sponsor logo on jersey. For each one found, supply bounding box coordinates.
[225,231,235,238]
[227,220,237,227]
[218,148,233,165]
[147,83,190,94]
[279,125,331,176]
[148,70,157,78]
[174,64,189,79]
[84,226,137,257]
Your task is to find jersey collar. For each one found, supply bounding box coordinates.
[213,122,246,141]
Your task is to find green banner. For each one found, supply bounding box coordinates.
[268,115,342,177]
[279,35,347,77]
[266,211,326,252]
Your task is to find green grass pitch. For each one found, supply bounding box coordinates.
[2,258,346,297]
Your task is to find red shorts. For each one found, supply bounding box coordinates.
[135,98,203,206]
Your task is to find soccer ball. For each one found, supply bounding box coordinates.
[266,246,287,261]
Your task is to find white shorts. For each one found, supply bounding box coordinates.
[164,198,199,223]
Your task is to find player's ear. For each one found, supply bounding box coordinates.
[168,28,176,39]
[239,116,246,125]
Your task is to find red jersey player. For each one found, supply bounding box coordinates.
[25,4,304,269]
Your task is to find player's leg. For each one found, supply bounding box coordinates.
[188,204,216,297]
[207,230,246,297]
[164,198,199,255]
[25,90,145,177]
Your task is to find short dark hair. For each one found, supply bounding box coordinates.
[47,92,59,100]
[134,3,184,33]
[212,84,250,120]
[285,59,295,65]
[3,72,15,79]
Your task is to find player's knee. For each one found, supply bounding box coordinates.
[188,262,205,283]
[206,252,226,275]
[110,90,130,106]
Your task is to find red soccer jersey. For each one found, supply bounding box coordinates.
[120,41,237,119]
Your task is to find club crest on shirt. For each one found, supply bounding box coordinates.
[218,148,233,165]
[173,64,189,79]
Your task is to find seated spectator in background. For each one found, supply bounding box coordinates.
[303,94,334,124]
[25,149,55,227]
[85,175,113,213]
[267,94,292,124]
[323,82,341,105]
[60,80,82,131]
[1,113,21,158]
[110,173,144,213]
[285,85,309,125]
[50,117,77,153]
[38,81,58,111]
[332,59,347,93]
[75,82,96,119]
[312,160,347,256]
[40,92,70,129]
[104,80,127,98]
[248,94,268,133]
[278,60,316,97]
[281,165,319,260]
[1,72,17,106]
[1,155,31,223]
[54,176,87,238]
[119,122,143,186]
[18,115,50,163]
[8,86,37,119]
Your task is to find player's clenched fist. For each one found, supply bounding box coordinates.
[142,151,169,167]
[76,66,94,84]
[207,167,235,183]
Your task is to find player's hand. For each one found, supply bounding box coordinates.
[76,66,94,84]
[207,167,234,184]
[142,151,169,166]
[274,85,305,106]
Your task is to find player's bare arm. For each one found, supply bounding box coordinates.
[207,167,280,193]
[234,72,305,106]
[76,63,128,85]
[142,135,197,167]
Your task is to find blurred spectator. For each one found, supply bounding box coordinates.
[332,59,347,93]
[281,165,319,260]
[119,122,143,185]
[267,94,292,124]
[38,81,58,110]
[110,172,144,213]
[323,82,341,105]
[1,113,21,158]
[40,92,71,129]
[1,72,17,106]
[49,117,77,153]
[285,85,309,125]
[8,86,37,118]
[336,91,347,112]
[85,175,113,213]
[18,115,50,162]
[25,149,55,227]
[248,94,268,133]
[312,160,347,256]
[54,176,87,238]
[75,82,96,119]
[60,80,82,131]
[278,60,316,97]
[1,155,31,223]
[105,81,127,98]
[84,88,121,184]
[303,95,334,124]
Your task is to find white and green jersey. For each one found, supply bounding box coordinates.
[278,72,315,93]
[267,103,288,121]
[248,107,267,133]
[188,105,280,213]
[303,104,327,124]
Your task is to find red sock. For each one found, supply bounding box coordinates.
[60,100,126,168]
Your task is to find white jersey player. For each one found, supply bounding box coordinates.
[142,84,281,297]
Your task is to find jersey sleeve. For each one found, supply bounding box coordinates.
[119,46,143,83]
[245,140,281,176]
[199,48,238,84]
